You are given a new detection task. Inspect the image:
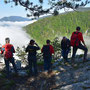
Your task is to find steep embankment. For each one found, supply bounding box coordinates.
[25,11,90,45]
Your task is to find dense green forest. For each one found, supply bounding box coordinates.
[25,11,90,45]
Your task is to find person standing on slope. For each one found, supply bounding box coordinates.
[61,37,71,63]
[1,37,17,78]
[26,40,40,76]
[41,40,54,73]
[70,26,88,63]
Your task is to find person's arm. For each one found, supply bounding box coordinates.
[41,47,43,53]
[25,45,29,53]
[79,33,86,47]
[1,45,5,54]
[0,49,4,54]
[0,47,1,54]
[34,43,40,50]
[12,46,15,53]
[82,41,86,47]
[67,39,71,47]
[61,40,63,49]
[50,45,54,54]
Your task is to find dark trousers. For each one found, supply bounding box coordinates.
[62,49,70,62]
[43,56,52,71]
[4,57,17,77]
[28,56,37,75]
[72,44,88,60]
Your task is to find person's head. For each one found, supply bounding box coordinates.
[76,26,81,31]
[5,37,10,44]
[30,39,35,45]
[46,39,50,45]
[62,36,67,41]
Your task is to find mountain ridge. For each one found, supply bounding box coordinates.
[0,16,31,22]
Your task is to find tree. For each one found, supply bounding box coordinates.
[4,0,90,18]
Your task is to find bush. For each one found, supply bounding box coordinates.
[16,46,28,65]
[51,37,62,60]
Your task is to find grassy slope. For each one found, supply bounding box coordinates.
[25,11,90,45]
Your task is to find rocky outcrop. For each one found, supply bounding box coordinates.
[0,54,90,90]
[53,57,90,90]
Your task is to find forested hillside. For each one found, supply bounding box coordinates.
[25,11,90,45]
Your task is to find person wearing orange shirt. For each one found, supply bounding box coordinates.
[1,38,17,78]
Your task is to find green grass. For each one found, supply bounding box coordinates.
[24,11,90,45]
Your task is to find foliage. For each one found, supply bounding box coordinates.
[36,52,43,62]
[16,46,28,65]
[24,11,90,45]
[51,37,61,60]
[4,0,90,18]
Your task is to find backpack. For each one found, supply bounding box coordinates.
[70,32,80,47]
[42,45,51,58]
[61,39,71,50]
[4,44,13,59]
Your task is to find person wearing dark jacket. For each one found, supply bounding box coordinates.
[26,39,40,76]
[61,37,71,63]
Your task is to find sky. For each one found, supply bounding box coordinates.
[0,0,90,18]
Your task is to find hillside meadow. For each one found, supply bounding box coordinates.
[24,11,90,45]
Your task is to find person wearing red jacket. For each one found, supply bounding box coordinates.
[1,38,17,78]
[71,26,88,63]
[41,40,54,72]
